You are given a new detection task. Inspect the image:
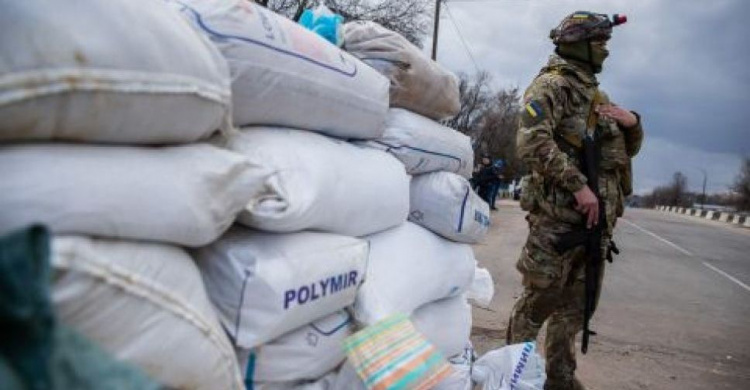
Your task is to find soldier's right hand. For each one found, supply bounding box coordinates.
[574,186,599,228]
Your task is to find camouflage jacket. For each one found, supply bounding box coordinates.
[517,55,644,232]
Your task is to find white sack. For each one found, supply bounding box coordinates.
[51,236,243,390]
[0,0,231,144]
[227,128,410,236]
[467,267,495,309]
[354,222,476,325]
[472,343,546,390]
[173,0,389,139]
[412,295,473,359]
[434,346,475,390]
[343,21,460,121]
[193,226,369,348]
[358,108,473,177]
[410,171,490,243]
[238,310,353,384]
[0,143,264,246]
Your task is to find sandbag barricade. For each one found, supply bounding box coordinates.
[343,21,460,121]
[226,127,410,237]
[358,108,474,178]
[353,222,476,325]
[51,236,244,390]
[193,226,368,348]
[171,0,389,140]
[0,143,265,247]
[237,310,353,384]
[410,171,490,244]
[0,0,231,144]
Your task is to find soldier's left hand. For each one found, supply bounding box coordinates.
[596,104,638,128]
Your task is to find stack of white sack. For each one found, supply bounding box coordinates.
[341,21,487,246]
[0,1,259,388]
[343,21,460,121]
[341,21,501,390]
[357,109,489,244]
[162,2,421,389]
[170,0,390,140]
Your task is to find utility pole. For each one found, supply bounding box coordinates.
[431,0,442,60]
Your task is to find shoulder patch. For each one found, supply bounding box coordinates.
[524,100,544,119]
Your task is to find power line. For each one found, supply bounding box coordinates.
[443,1,481,72]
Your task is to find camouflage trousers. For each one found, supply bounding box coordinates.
[506,214,608,390]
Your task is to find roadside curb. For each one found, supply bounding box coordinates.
[655,205,750,227]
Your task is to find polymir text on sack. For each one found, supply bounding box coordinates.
[284,271,359,309]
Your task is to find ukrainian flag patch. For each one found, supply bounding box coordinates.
[525,100,544,119]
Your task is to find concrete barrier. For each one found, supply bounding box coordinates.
[655,204,748,228]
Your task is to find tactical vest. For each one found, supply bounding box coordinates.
[520,67,634,227]
[545,68,634,197]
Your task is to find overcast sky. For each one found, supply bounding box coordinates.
[424,0,749,194]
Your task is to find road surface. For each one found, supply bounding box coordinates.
[470,201,750,390]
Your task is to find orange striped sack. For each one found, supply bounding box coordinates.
[343,313,453,390]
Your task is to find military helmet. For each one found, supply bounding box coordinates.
[550,11,627,44]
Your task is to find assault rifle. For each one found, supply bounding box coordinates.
[553,133,618,354]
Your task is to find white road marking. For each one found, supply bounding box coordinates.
[702,262,750,292]
[620,218,694,256]
[622,218,750,292]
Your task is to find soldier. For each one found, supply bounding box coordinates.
[507,11,644,390]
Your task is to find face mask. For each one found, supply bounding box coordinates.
[589,44,609,73]
[556,41,609,73]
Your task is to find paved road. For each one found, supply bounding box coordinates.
[470,202,750,390]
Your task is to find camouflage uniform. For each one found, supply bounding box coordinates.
[506,12,644,390]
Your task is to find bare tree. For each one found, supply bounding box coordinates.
[443,71,493,136]
[643,171,691,207]
[442,72,523,179]
[668,171,689,206]
[732,157,750,211]
[257,0,431,46]
[475,88,522,179]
